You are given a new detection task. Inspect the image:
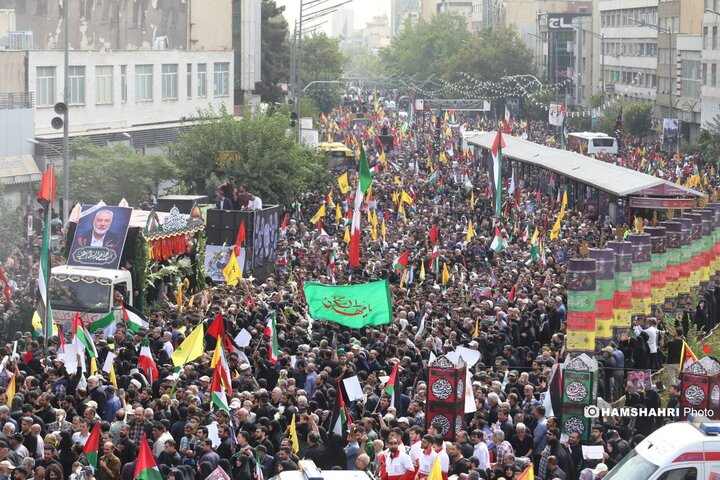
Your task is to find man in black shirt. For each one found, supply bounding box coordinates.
[509,423,534,458]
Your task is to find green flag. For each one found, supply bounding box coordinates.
[303,279,392,328]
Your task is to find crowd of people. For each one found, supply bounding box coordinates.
[0,96,718,480]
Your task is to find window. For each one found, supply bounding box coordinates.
[95,65,113,104]
[36,66,55,106]
[135,64,153,101]
[703,63,708,86]
[197,63,207,97]
[655,467,697,480]
[213,62,229,96]
[187,63,192,99]
[161,64,178,100]
[714,27,718,50]
[68,66,86,105]
[121,65,127,103]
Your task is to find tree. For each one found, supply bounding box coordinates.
[695,113,720,164]
[255,0,291,103]
[444,27,536,84]
[380,14,469,80]
[344,44,384,79]
[623,102,652,139]
[171,106,330,206]
[301,33,346,113]
[0,186,25,261]
[61,139,175,207]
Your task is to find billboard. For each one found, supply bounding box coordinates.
[68,205,132,270]
[547,13,590,31]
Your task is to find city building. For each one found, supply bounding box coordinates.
[365,15,392,52]
[700,1,720,129]
[391,0,420,36]
[676,34,703,141]
[471,0,492,32]
[232,0,262,109]
[331,5,355,39]
[420,0,473,30]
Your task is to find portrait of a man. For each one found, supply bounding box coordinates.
[68,205,132,269]
[76,209,122,249]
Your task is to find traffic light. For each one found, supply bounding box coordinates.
[51,102,66,130]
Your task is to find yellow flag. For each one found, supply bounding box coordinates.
[289,413,300,454]
[371,221,378,240]
[343,227,351,244]
[109,363,118,388]
[176,284,183,312]
[470,190,475,207]
[372,210,378,228]
[445,126,452,138]
[337,173,350,194]
[6,375,15,403]
[310,204,326,224]
[439,152,447,163]
[473,318,480,338]
[327,191,335,208]
[561,191,568,212]
[367,208,373,223]
[442,263,450,285]
[401,190,413,205]
[211,335,223,368]
[379,150,387,165]
[399,202,406,219]
[172,323,206,367]
[188,294,195,308]
[428,457,443,480]
[222,251,241,286]
[550,214,563,240]
[335,204,342,222]
[466,222,475,243]
[381,218,386,241]
[90,357,98,376]
[419,260,426,280]
[392,191,399,204]
[444,111,449,122]
[530,228,539,245]
[394,176,401,185]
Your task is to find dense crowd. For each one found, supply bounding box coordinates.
[0,99,718,480]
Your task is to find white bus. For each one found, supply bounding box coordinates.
[567,132,618,155]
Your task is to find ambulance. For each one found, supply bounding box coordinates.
[271,460,371,480]
[605,415,720,480]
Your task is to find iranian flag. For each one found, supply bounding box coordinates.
[36,166,56,339]
[83,421,101,470]
[72,313,97,358]
[138,339,158,384]
[349,149,373,267]
[122,302,149,333]
[490,130,506,218]
[393,251,409,271]
[264,312,279,365]
[490,227,506,253]
[133,433,163,480]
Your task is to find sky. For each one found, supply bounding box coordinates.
[275,0,391,35]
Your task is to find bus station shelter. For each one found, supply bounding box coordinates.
[467,132,705,224]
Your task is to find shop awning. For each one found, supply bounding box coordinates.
[0,155,42,185]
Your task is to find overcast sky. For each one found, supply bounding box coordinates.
[275,0,391,35]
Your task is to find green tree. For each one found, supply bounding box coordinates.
[380,14,469,80]
[61,139,175,207]
[171,106,330,206]
[623,102,652,139]
[445,27,536,84]
[696,113,720,163]
[255,0,291,103]
[0,186,25,261]
[301,33,346,113]
[344,44,384,79]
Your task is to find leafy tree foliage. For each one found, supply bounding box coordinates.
[696,115,720,163]
[255,0,291,103]
[301,33,346,113]
[171,106,330,206]
[595,102,652,139]
[0,186,25,261]
[62,139,175,207]
[380,14,469,80]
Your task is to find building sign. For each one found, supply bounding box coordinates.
[547,13,590,31]
[629,197,698,209]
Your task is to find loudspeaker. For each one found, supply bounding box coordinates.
[51,117,64,130]
[206,228,222,246]
[54,102,67,115]
[206,209,223,230]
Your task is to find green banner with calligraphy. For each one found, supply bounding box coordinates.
[303,279,393,328]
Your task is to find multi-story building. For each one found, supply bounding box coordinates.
[391,0,420,36]
[365,15,392,52]
[701,1,720,128]
[332,5,355,39]
[599,0,659,102]
[676,34,703,141]
[437,1,474,30]
[471,0,493,32]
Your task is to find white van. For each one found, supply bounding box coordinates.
[567,132,619,155]
[605,416,720,480]
[271,460,371,480]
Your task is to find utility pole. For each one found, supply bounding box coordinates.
[62,0,69,222]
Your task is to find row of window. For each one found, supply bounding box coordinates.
[601,8,658,29]
[35,63,230,107]
[605,70,658,88]
[603,42,657,57]
[704,26,720,51]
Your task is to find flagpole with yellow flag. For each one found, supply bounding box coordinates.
[171,323,205,367]
[289,413,300,454]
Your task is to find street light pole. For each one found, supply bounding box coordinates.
[62,0,69,222]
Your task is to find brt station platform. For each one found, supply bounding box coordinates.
[466,132,706,224]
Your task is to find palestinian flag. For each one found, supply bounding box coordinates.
[83,421,101,470]
[264,312,279,365]
[349,149,372,267]
[330,389,350,436]
[393,251,409,271]
[255,450,265,480]
[490,130,506,217]
[529,228,540,263]
[490,227,506,253]
[429,245,440,274]
[36,166,56,339]
[138,339,158,384]
[88,310,116,334]
[122,302,149,333]
[72,313,97,358]
[133,433,163,480]
[680,341,698,370]
[210,350,232,413]
[384,362,399,406]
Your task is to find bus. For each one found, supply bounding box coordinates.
[567,132,618,155]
